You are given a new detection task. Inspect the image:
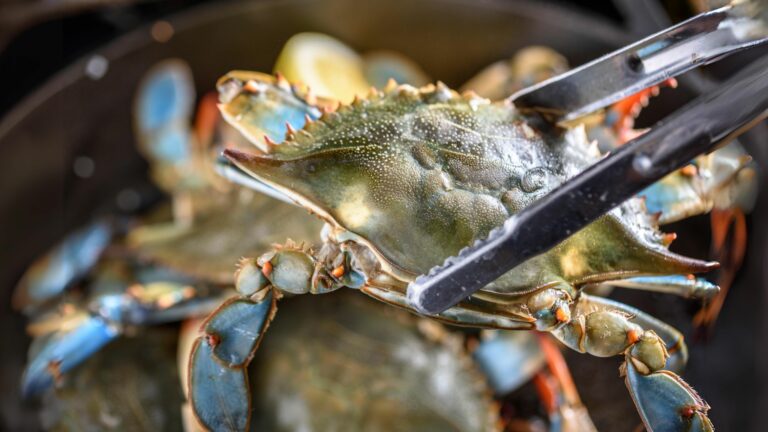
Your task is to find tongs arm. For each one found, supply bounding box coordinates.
[510,0,768,122]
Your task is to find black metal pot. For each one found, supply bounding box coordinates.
[1,0,766,430]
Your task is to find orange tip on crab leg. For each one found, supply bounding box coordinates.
[606,78,678,143]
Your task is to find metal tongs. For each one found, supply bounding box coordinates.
[407,0,768,314]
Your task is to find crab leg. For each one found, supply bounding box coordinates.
[13,220,113,313]
[21,313,118,397]
[21,264,222,396]
[601,274,719,300]
[188,244,345,431]
[549,293,710,431]
[694,207,748,331]
[363,284,536,330]
[534,333,596,432]
[554,293,688,373]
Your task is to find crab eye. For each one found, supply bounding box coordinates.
[235,259,269,296]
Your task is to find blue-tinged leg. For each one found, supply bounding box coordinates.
[14,220,112,313]
[474,331,598,431]
[605,275,719,300]
[22,313,118,397]
[640,173,708,225]
[475,331,598,432]
[22,261,223,396]
[90,263,225,326]
[624,357,713,432]
[134,59,203,199]
[551,293,712,431]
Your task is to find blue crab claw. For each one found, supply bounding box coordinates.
[189,291,276,432]
[134,60,195,163]
[640,143,757,224]
[624,356,713,432]
[216,71,324,153]
[14,221,112,312]
[21,314,118,397]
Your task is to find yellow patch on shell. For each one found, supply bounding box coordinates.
[559,246,590,278]
[336,184,374,229]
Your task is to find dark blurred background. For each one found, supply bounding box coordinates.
[0,0,623,118]
[1,0,766,431]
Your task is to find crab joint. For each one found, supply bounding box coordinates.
[261,261,273,277]
[527,287,572,330]
[627,329,641,345]
[680,164,698,177]
[331,265,345,278]
[629,331,668,374]
[235,258,270,296]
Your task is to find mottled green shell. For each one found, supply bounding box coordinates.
[128,191,322,284]
[226,82,711,295]
[249,292,497,431]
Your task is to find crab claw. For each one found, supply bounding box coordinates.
[21,313,118,397]
[216,71,324,152]
[624,356,713,432]
[14,221,112,313]
[189,289,276,432]
[640,143,757,225]
[134,59,195,165]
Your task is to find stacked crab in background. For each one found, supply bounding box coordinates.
[13,36,591,432]
[189,33,759,432]
[10,56,335,429]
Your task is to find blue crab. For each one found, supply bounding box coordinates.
[185,58,735,431]
[16,52,582,432]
